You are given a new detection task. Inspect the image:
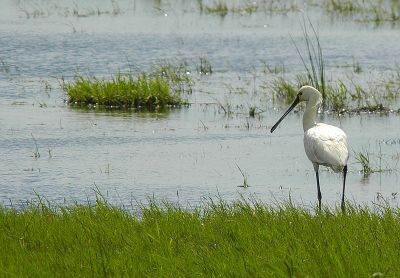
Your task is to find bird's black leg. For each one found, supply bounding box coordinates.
[316,171,322,210]
[341,165,348,212]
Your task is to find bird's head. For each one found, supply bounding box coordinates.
[270,85,322,133]
[297,86,323,106]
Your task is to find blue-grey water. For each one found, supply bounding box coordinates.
[0,0,399,209]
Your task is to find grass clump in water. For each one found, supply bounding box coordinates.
[270,72,399,114]
[65,74,179,108]
[354,146,375,174]
[1,194,400,277]
[64,62,192,108]
[270,17,400,113]
[203,0,229,16]
[201,0,299,16]
[320,0,400,23]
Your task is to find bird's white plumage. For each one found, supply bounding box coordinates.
[304,123,349,173]
[270,85,349,211]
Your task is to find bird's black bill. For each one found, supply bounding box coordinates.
[270,95,300,133]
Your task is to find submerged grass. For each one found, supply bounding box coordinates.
[1,194,400,277]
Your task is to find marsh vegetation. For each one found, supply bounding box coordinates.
[63,60,194,108]
[1,194,398,277]
[2,0,400,275]
[15,0,400,31]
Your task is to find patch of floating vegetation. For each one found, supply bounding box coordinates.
[63,61,195,109]
[65,74,182,108]
[347,103,391,114]
[187,0,400,23]
[315,0,400,23]
[201,0,300,16]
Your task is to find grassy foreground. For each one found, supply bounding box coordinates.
[1,196,399,277]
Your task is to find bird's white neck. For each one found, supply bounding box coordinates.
[302,99,320,132]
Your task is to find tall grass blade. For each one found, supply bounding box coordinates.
[290,15,326,107]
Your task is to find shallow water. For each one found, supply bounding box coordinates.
[1,0,399,208]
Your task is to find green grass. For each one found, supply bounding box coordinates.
[203,0,229,16]
[65,73,181,108]
[269,17,327,106]
[353,142,399,174]
[270,18,400,113]
[1,194,400,277]
[290,16,327,107]
[270,68,400,113]
[320,0,400,23]
[19,0,124,19]
[197,0,399,21]
[17,0,400,24]
[64,61,192,108]
[270,75,309,105]
[261,59,287,74]
[354,146,374,174]
[201,0,299,16]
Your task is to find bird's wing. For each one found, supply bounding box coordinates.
[304,123,349,172]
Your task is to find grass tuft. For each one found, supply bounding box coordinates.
[64,61,193,109]
[203,0,228,17]
[354,146,374,174]
[65,73,179,108]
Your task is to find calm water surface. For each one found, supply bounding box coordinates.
[0,0,399,208]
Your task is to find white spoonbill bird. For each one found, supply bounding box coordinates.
[271,86,349,211]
